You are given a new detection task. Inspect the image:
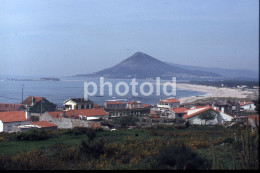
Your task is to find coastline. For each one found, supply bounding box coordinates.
[176,83,254,104]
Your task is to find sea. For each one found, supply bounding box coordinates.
[0,76,207,107]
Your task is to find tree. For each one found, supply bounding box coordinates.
[198,110,216,125]
[113,116,138,128]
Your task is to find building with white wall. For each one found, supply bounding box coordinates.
[183,106,233,125]
[127,101,142,109]
[0,111,31,132]
[240,101,256,111]
[157,98,180,110]
[64,98,94,111]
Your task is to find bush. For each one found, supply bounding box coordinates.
[14,129,49,141]
[79,138,105,159]
[50,143,79,161]
[148,129,160,136]
[184,121,190,128]
[113,116,138,128]
[154,143,211,170]
[64,127,96,136]
[223,137,234,144]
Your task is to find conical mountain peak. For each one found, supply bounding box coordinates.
[123,51,161,64]
[75,52,222,79]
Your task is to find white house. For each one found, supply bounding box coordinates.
[64,98,94,111]
[157,98,180,110]
[127,101,142,109]
[0,111,31,132]
[183,106,233,125]
[240,101,256,111]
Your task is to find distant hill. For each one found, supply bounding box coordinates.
[75,52,222,79]
[166,62,258,79]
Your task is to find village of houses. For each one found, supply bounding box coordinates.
[0,94,259,133]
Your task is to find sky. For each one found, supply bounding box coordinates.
[0,0,259,77]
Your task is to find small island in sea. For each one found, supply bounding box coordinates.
[5,77,60,81]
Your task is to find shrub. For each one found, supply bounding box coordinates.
[79,138,105,159]
[148,129,160,136]
[14,129,49,141]
[223,137,234,144]
[154,143,211,170]
[64,128,86,135]
[64,127,98,142]
[184,121,190,128]
[113,116,138,128]
[50,143,79,161]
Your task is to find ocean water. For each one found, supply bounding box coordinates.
[0,77,206,107]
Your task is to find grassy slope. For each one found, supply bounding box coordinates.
[0,134,87,155]
[1,126,233,153]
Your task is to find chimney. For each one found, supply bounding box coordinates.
[25,110,30,119]
[31,97,35,106]
[221,107,224,113]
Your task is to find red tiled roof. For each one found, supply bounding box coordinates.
[30,121,57,128]
[48,109,109,119]
[105,101,125,105]
[240,101,254,106]
[22,96,44,105]
[67,109,108,117]
[22,96,56,106]
[183,106,233,119]
[193,105,210,109]
[159,98,180,103]
[150,115,160,119]
[48,111,63,118]
[143,104,152,108]
[0,111,29,123]
[0,103,23,111]
[184,106,217,119]
[171,107,188,113]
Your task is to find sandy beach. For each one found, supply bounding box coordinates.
[176,83,255,104]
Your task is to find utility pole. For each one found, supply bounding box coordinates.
[41,100,42,115]
[21,84,24,103]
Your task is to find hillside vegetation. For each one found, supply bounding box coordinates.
[0,123,258,170]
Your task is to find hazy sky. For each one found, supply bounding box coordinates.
[0,0,259,77]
